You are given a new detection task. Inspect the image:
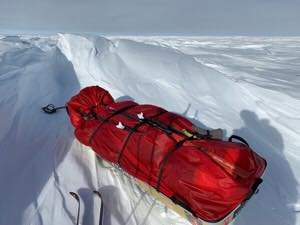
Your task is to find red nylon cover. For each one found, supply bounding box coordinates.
[67,86,267,222]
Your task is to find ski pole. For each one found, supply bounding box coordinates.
[93,191,104,225]
[69,192,81,225]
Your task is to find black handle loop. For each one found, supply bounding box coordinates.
[42,104,66,114]
[228,135,249,147]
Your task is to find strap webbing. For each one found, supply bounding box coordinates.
[88,103,137,145]
[156,136,194,191]
[228,135,249,147]
[117,110,167,166]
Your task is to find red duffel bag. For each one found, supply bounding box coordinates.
[66,86,267,223]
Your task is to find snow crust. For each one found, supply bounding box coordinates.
[0,34,299,225]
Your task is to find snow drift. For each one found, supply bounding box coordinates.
[0,34,299,225]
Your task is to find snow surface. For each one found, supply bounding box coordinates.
[0,34,299,225]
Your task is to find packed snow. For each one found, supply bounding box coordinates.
[0,34,299,225]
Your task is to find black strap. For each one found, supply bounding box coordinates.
[246,178,263,200]
[233,178,263,219]
[170,196,193,213]
[117,123,142,165]
[228,135,249,147]
[140,118,173,134]
[88,103,137,145]
[113,108,210,140]
[117,110,167,165]
[146,130,160,185]
[156,136,194,191]
[114,109,174,135]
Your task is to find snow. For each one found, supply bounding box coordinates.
[0,34,299,225]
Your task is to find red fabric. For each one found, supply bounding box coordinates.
[67,86,267,222]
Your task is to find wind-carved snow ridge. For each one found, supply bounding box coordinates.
[0,34,300,225]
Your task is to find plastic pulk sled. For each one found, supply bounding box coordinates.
[43,86,267,225]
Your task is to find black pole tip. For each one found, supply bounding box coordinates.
[93,190,102,198]
[69,192,80,201]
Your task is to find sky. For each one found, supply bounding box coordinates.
[0,0,300,35]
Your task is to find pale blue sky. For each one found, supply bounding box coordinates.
[0,0,299,35]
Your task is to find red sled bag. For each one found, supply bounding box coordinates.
[67,86,267,223]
